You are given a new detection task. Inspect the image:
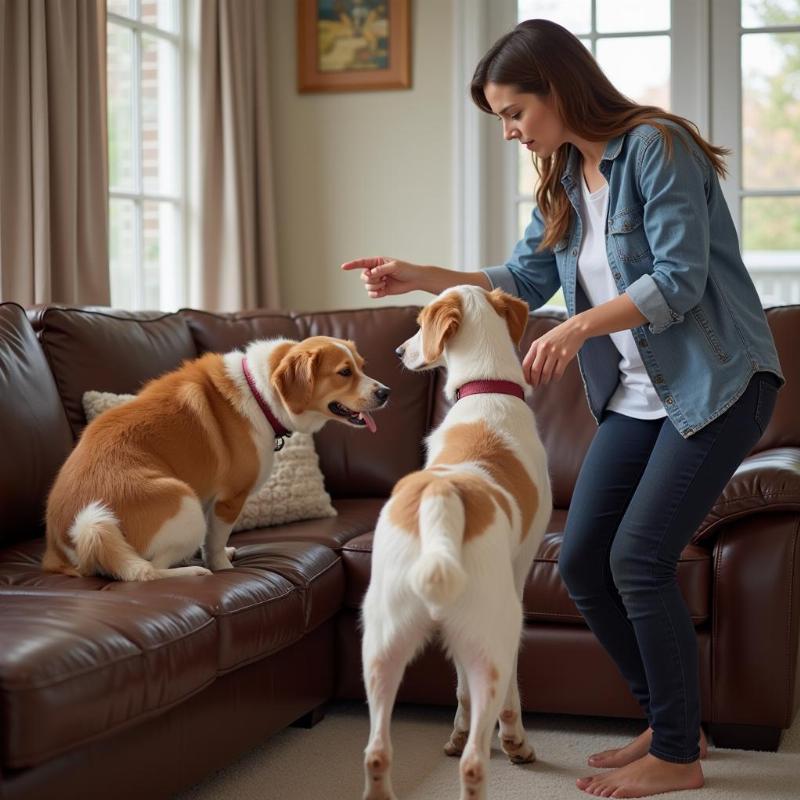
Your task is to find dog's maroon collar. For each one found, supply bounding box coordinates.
[455,380,526,402]
[242,357,292,451]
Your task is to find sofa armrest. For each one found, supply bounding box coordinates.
[709,511,800,730]
[691,447,800,546]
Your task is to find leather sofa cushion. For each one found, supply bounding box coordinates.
[231,498,385,551]
[38,307,197,438]
[0,304,74,547]
[340,525,711,626]
[0,539,341,674]
[0,588,218,769]
[294,307,433,498]
[180,308,301,354]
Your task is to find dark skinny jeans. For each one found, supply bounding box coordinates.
[558,372,780,763]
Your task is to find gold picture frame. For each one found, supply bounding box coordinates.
[297,0,411,93]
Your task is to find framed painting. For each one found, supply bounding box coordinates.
[297,0,411,93]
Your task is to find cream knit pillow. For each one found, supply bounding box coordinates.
[82,390,337,531]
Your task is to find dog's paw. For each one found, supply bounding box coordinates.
[363,749,397,800]
[185,566,213,577]
[444,729,468,757]
[501,735,536,764]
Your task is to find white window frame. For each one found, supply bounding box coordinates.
[712,0,800,302]
[456,0,800,304]
[107,2,187,310]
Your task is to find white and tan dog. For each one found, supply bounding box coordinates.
[44,336,389,581]
[361,286,552,800]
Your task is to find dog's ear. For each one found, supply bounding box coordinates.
[271,348,320,415]
[420,293,462,362]
[487,288,530,346]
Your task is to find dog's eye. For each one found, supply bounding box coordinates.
[338,368,352,377]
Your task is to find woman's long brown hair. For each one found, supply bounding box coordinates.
[470,19,729,250]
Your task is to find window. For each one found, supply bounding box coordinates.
[470,0,800,305]
[107,0,184,310]
[714,0,800,304]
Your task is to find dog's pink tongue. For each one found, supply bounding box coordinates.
[360,412,377,433]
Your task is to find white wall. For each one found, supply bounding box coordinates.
[265,0,455,311]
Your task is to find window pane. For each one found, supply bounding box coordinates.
[107,24,135,192]
[596,36,670,108]
[517,0,591,34]
[742,32,800,190]
[108,0,134,19]
[518,200,534,239]
[742,0,800,28]
[110,199,137,309]
[140,0,179,34]
[743,196,800,250]
[743,197,800,303]
[516,200,563,306]
[141,34,179,195]
[143,201,180,310]
[597,0,669,33]
[518,147,536,197]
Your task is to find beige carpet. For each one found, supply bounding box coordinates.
[177,701,800,799]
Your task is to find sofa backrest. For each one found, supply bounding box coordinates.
[8,301,796,541]
[180,308,301,353]
[0,304,73,545]
[36,307,198,439]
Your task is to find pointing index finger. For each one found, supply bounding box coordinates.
[341,256,387,271]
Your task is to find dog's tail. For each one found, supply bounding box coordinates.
[68,501,157,581]
[408,481,468,619]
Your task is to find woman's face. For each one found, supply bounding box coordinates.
[483,81,566,158]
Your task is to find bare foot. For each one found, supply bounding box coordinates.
[588,727,708,768]
[577,753,704,797]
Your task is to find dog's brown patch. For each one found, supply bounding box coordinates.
[431,421,539,538]
[389,469,508,541]
[485,289,530,346]
[419,293,462,363]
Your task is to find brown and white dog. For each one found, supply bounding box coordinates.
[44,336,389,581]
[361,286,552,800]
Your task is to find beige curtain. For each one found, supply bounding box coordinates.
[0,0,109,305]
[189,0,280,311]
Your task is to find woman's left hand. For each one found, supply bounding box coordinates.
[522,317,588,387]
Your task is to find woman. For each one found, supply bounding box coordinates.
[342,19,783,798]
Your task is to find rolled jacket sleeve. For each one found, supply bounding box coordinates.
[626,128,712,334]
[481,205,561,310]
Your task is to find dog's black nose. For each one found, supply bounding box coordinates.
[374,386,391,402]
[394,346,405,359]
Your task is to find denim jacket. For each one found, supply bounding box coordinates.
[484,122,784,437]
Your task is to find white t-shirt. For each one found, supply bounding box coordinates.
[577,176,667,420]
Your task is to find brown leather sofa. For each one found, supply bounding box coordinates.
[1,301,798,800]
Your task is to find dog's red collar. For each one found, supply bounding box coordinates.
[455,380,526,402]
[242,357,293,451]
